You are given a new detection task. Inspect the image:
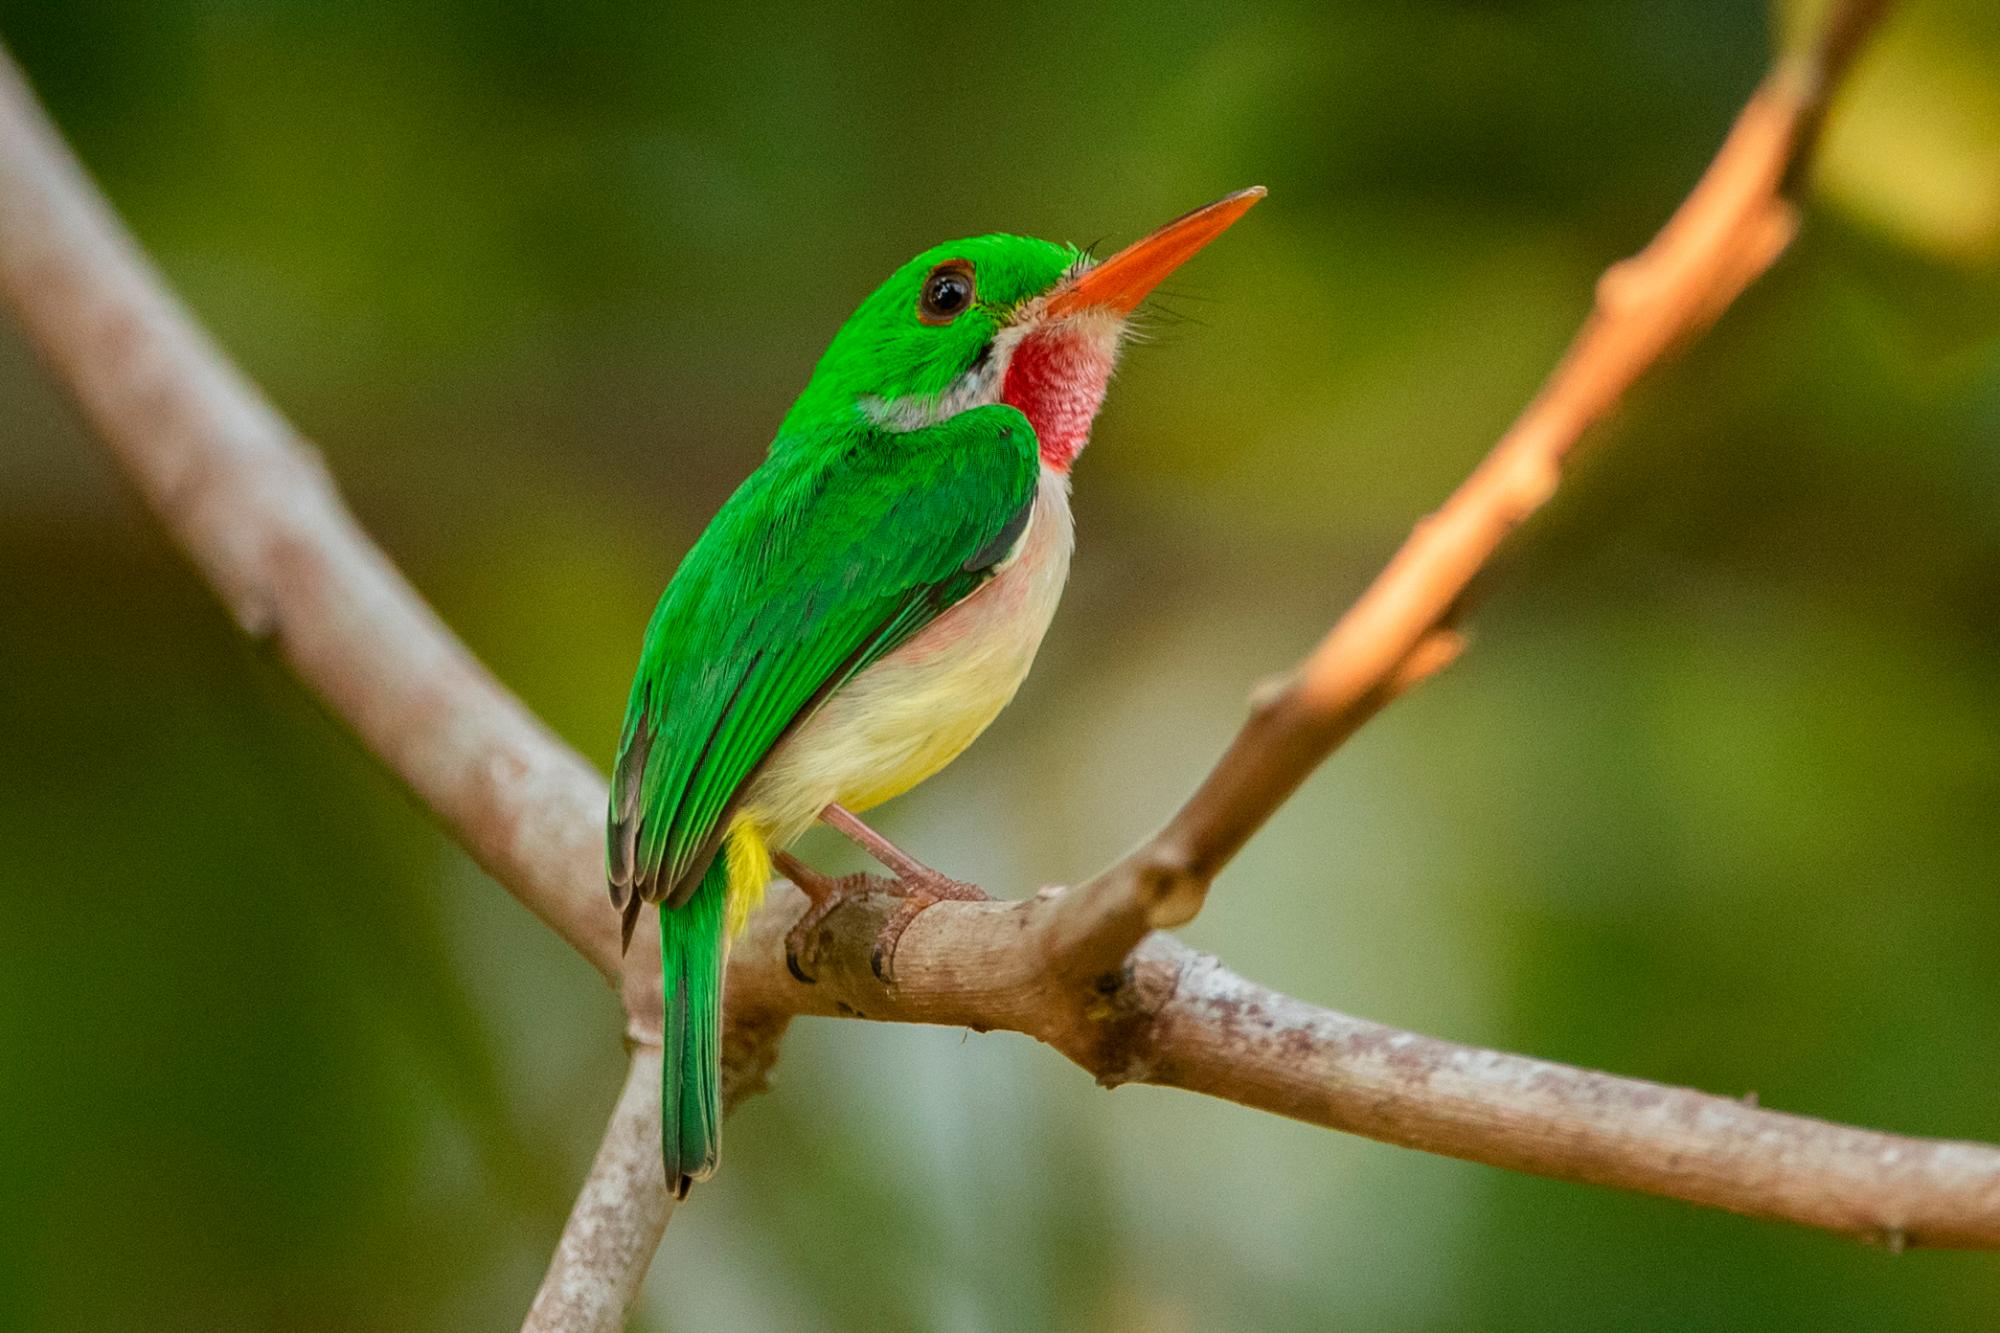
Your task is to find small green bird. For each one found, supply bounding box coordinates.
[607,188,1264,1194]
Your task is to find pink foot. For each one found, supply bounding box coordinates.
[869,868,987,983]
[774,851,878,985]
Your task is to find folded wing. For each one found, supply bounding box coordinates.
[606,403,1039,941]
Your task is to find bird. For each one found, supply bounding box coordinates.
[607,188,1264,1196]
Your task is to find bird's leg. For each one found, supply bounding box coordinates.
[819,803,987,982]
[772,850,877,985]
[818,802,945,882]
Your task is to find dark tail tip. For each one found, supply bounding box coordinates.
[620,893,642,954]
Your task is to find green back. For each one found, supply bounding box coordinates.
[607,402,1039,912]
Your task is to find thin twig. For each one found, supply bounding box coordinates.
[525,1049,673,1333]
[1048,0,1898,971]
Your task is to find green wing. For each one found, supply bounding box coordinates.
[607,403,1038,934]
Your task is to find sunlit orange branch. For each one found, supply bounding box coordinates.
[1049,0,1899,974]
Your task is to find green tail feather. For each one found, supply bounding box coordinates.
[661,860,725,1197]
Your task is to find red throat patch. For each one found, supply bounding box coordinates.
[1001,327,1115,472]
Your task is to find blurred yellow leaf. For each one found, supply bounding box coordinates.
[1809,7,2000,264]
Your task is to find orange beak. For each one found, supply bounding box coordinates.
[1045,186,1266,318]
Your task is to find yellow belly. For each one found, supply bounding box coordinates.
[732,468,1075,901]
[801,624,1032,815]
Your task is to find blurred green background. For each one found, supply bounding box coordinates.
[3,1,1999,1328]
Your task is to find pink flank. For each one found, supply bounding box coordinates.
[1002,326,1116,472]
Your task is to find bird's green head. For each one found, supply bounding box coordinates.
[782,188,1264,471]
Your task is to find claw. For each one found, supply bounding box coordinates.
[774,841,986,986]
[784,893,842,984]
[784,916,822,985]
[869,870,986,984]
[777,863,878,984]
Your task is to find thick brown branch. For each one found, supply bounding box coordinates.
[733,885,2000,1249]
[0,45,631,989]
[0,43,673,1326]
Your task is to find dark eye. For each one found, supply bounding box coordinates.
[918,260,976,324]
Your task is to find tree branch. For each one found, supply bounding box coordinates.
[0,38,676,1322]
[731,885,2000,1248]
[525,1050,673,1333]
[9,3,1994,1328]
[0,43,630,990]
[521,1006,788,1332]
[1048,0,1899,971]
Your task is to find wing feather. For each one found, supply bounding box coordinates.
[607,404,1038,918]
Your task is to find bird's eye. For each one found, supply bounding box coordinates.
[918,260,976,324]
